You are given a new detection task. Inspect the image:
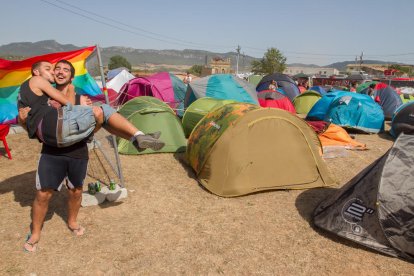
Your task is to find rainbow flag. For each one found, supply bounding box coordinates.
[0,46,102,124]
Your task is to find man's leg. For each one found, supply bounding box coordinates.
[67,186,84,236]
[25,189,53,251]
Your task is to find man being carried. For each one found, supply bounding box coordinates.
[18,60,164,152]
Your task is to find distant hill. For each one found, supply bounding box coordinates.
[0,40,256,71]
[0,40,403,72]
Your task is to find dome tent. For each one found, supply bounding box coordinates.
[184,74,258,108]
[186,103,335,197]
[182,97,236,138]
[119,72,187,116]
[307,91,384,133]
[256,73,300,101]
[257,90,296,113]
[117,96,186,154]
[390,101,414,138]
[292,90,322,114]
[314,133,414,263]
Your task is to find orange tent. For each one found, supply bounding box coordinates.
[319,124,366,149]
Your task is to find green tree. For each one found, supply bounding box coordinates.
[108,55,131,70]
[251,48,287,74]
[188,64,203,76]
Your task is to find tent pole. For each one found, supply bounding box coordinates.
[96,44,125,188]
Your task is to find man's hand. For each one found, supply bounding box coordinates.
[80,95,92,106]
[18,107,31,129]
[48,99,62,109]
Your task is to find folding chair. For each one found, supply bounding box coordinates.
[0,124,12,159]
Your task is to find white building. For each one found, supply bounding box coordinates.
[284,66,339,77]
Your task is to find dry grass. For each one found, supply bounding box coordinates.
[0,127,412,275]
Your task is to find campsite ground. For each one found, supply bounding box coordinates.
[0,126,412,275]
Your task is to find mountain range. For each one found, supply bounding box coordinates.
[0,40,400,72]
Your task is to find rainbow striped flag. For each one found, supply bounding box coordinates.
[0,46,102,124]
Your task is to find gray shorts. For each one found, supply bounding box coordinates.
[57,103,116,147]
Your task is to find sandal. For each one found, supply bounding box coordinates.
[68,225,85,236]
[23,235,38,253]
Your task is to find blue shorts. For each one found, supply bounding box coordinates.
[36,154,88,191]
[57,103,116,147]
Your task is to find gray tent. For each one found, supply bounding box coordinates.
[313,133,414,263]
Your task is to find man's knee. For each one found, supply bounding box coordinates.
[35,189,53,203]
[68,187,83,198]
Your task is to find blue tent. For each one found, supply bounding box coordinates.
[390,101,414,138]
[307,91,384,133]
[184,74,258,107]
[256,73,300,101]
[309,86,327,95]
[359,83,402,120]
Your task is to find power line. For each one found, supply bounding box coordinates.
[41,0,236,51]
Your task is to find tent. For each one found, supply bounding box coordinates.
[248,75,263,87]
[182,97,236,138]
[356,81,378,93]
[307,91,384,133]
[184,74,258,108]
[256,73,300,101]
[313,133,414,263]
[107,67,130,80]
[292,90,322,114]
[307,121,366,150]
[309,86,327,95]
[117,96,187,154]
[257,90,296,113]
[119,72,187,116]
[390,101,414,138]
[106,70,135,93]
[400,93,414,103]
[186,103,335,197]
[359,83,402,119]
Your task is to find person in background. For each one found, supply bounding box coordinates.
[183,72,192,85]
[268,80,278,91]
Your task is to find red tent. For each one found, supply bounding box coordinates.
[257,90,296,114]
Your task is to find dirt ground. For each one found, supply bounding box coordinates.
[0,126,413,275]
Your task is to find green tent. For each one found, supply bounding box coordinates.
[186,103,335,197]
[400,93,414,103]
[117,96,187,154]
[182,97,237,138]
[292,90,322,114]
[356,81,378,93]
[248,75,263,87]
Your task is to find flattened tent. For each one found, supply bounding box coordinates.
[307,91,384,133]
[186,103,335,197]
[257,90,295,113]
[292,90,322,114]
[184,74,258,108]
[119,72,187,116]
[390,101,414,138]
[117,96,186,154]
[313,133,414,263]
[256,73,300,101]
[182,97,236,138]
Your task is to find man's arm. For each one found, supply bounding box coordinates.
[18,107,31,131]
[31,77,70,105]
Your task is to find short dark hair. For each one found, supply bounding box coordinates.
[31,60,49,76]
[55,59,75,78]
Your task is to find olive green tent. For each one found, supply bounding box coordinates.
[186,103,335,197]
[182,97,236,138]
[117,96,187,154]
[292,90,322,114]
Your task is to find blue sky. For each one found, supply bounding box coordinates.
[2,0,414,65]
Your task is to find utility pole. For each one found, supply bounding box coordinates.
[359,51,364,72]
[236,45,241,75]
